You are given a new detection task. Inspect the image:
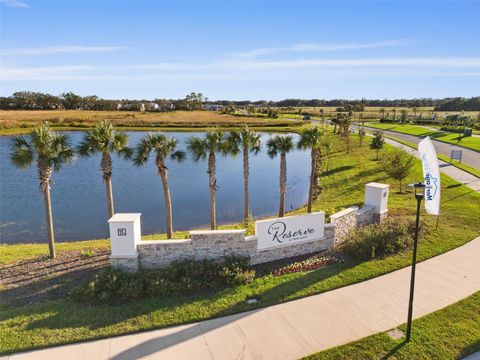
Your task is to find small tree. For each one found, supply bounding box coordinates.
[370,130,385,160]
[382,149,415,192]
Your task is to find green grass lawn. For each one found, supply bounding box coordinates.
[306,291,480,359]
[1,132,479,354]
[365,123,480,152]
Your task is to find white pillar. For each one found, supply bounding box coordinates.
[108,213,141,271]
[365,183,389,215]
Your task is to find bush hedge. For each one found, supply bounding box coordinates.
[71,256,255,304]
[339,217,425,260]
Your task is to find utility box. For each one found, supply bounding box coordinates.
[108,213,141,257]
[365,183,389,214]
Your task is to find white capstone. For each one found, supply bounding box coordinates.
[365,182,389,214]
[108,213,141,257]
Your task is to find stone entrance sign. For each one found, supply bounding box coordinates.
[108,183,389,272]
[255,212,325,251]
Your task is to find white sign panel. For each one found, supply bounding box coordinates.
[255,212,325,251]
[418,137,441,215]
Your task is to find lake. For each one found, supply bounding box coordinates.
[0,131,311,244]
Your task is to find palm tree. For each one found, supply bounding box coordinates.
[266,135,295,217]
[225,126,262,221]
[10,123,74,258]
[187,128,226,230]
[297,126,323,213]
[133,133,185,239]
[77,121,132,218]
[331,115,340,133]
[380,108,386,120]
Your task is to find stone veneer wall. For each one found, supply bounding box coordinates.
[112,205,383,272]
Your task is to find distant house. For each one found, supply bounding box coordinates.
[203,104,223,111]
[146,102,160,111]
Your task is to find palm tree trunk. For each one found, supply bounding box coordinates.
[376,148,379,160]
[346,128,350,153]
[157,157,174,238]
[307,149,317,213]
[208,152,216,230]
[243,146,249,221]
[43,181,56,259]
[279,153,287,217]
[38,161,55,258]
[101,152,114,218]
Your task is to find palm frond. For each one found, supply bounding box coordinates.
[187,136,207,162]
[171,150,186,162]
[133,136,153,167]
[10,135,34,168]
[266,135,294,158]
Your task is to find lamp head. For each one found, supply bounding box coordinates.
[408,182,426,199]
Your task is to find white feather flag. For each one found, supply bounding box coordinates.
[418,137,441,215]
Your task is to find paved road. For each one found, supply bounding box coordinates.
[382,137,480,192]
[307,120,480,191]
[4,237,480,360]
[360,125,479,169]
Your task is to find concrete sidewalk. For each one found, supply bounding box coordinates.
[4,237,480,360]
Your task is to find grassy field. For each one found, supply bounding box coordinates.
[364,123,480,152]
[306,291,480,359]
[1,131,479,354]
[275,106,479,122]
[0,110,302,134]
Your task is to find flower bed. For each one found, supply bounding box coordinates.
[271,255,343,276]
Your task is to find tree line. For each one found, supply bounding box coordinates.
[2,91,479,111]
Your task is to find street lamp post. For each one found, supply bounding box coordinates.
[406,182,426,342]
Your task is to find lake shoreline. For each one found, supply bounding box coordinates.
[0,124,303,136]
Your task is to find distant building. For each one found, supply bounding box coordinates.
[146,102,160,111]
[203,104,223,111]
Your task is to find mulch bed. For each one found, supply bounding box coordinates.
[0,249,109,306]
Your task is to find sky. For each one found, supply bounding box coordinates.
[1,0,479,101]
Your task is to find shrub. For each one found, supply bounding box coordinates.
[339,217,425,260]
[71,256,255,304]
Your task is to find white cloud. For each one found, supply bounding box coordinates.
[229,40,408,59]
[1,46,131,56]
[3,57,480,81]
[1,0,29,8]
